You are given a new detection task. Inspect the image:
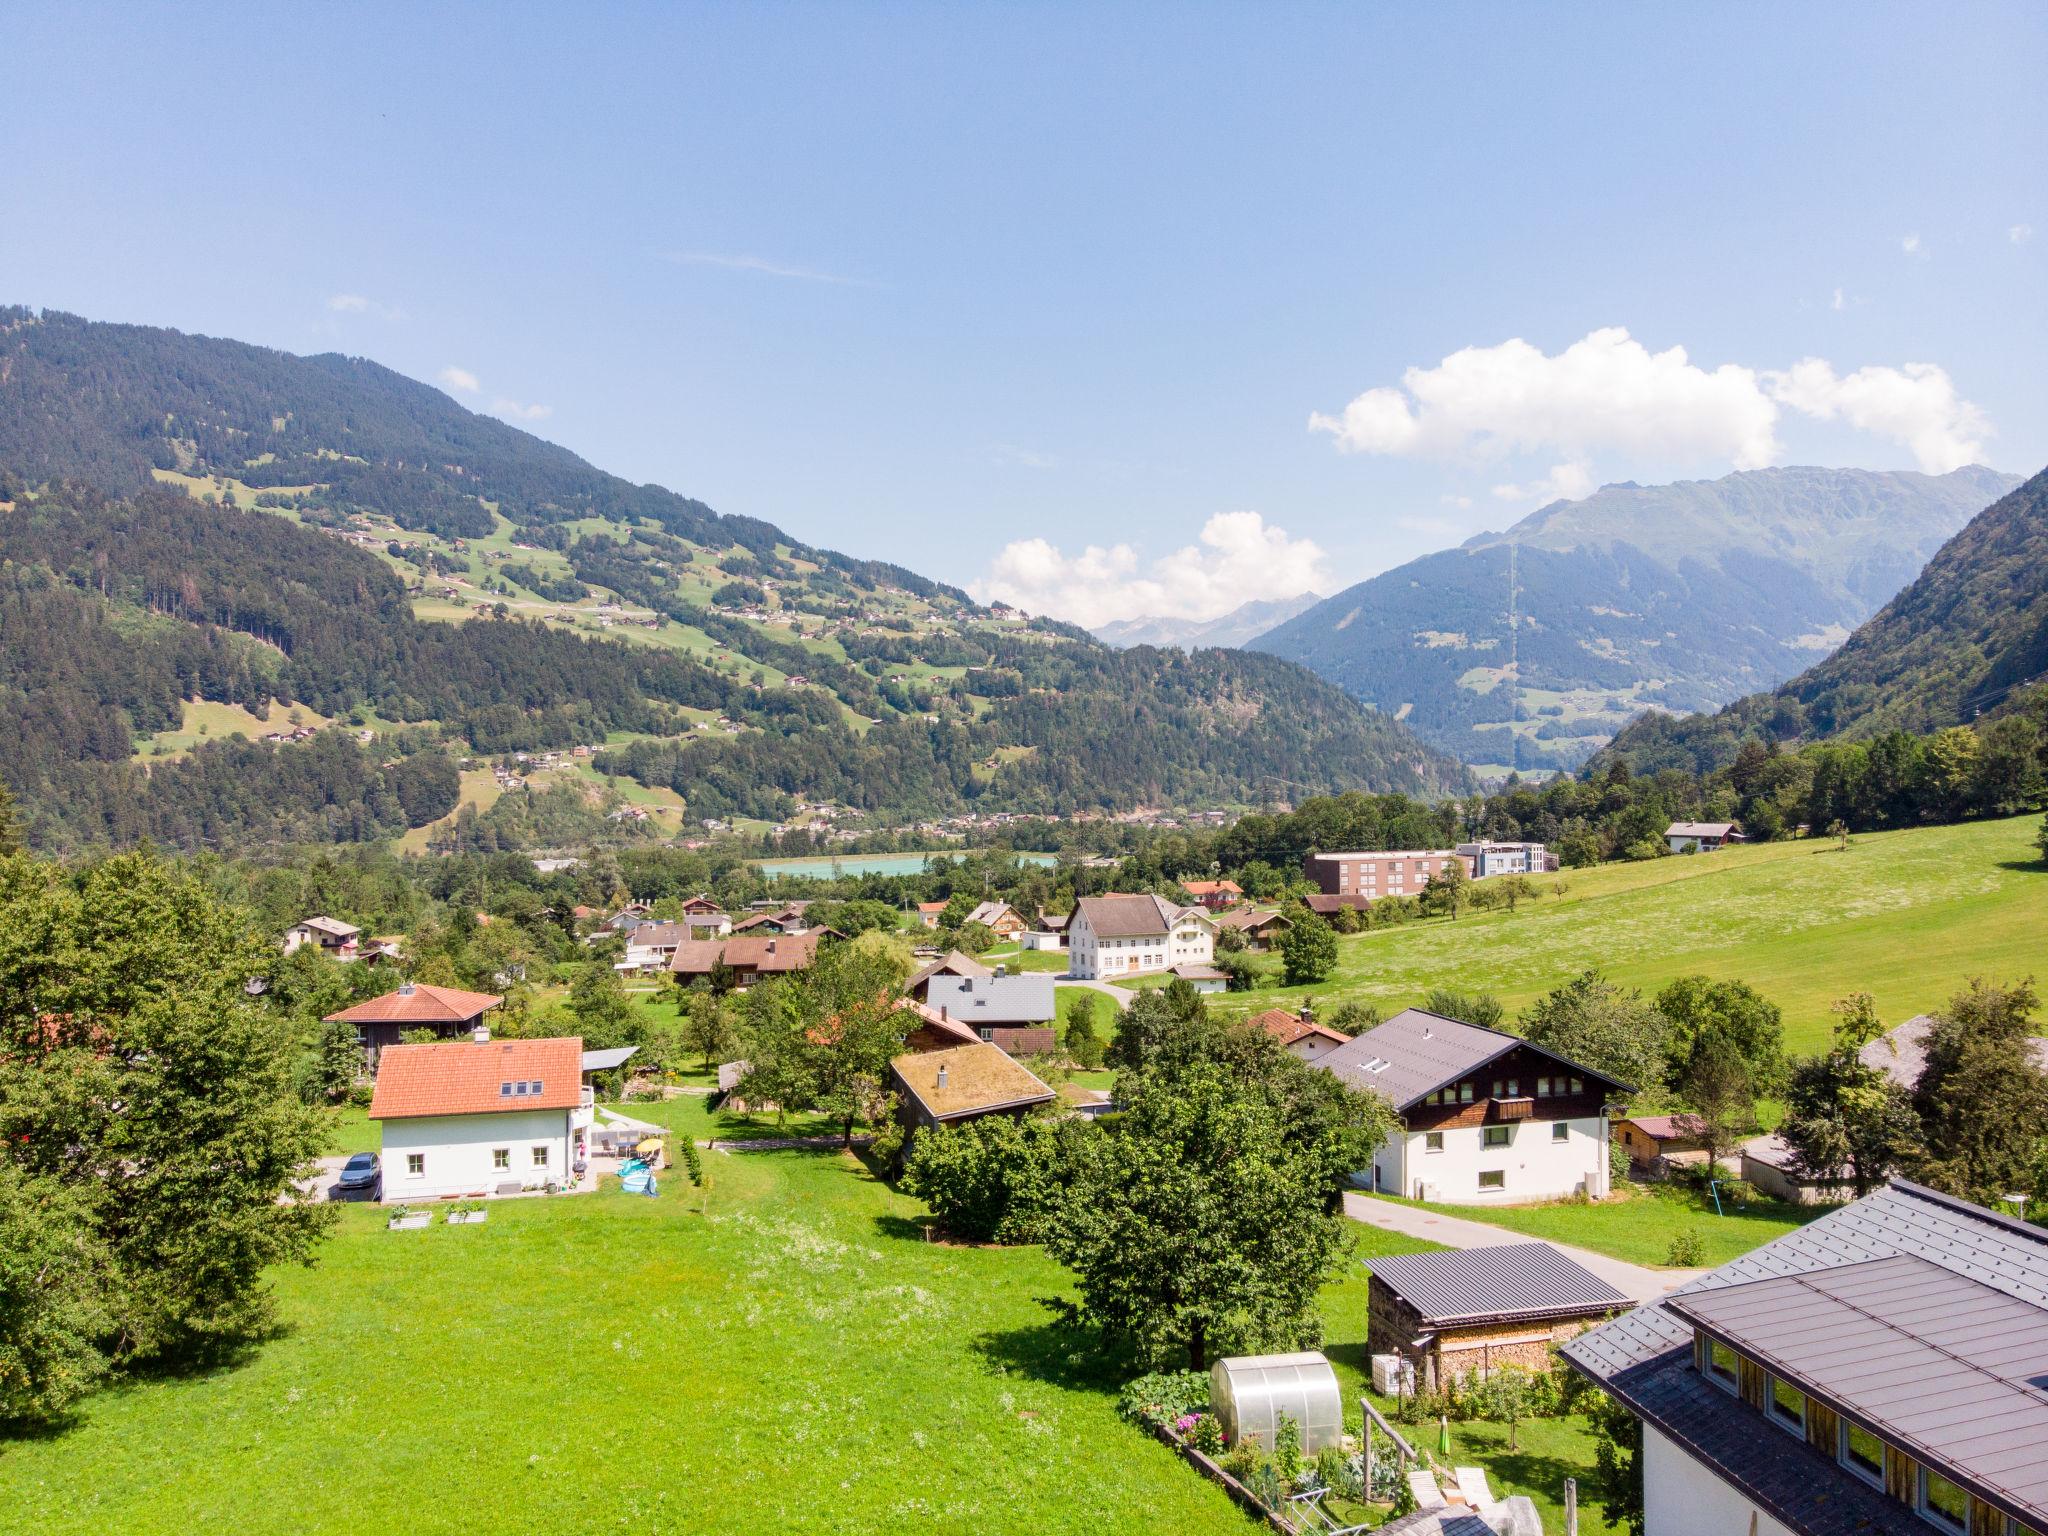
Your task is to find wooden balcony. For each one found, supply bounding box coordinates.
[1490,1096,1535,1122]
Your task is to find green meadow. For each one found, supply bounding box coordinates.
[1216,814,2047,1053]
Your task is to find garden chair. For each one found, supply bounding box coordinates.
[1284,1487,1369,1536]
[1454,1467,1494,1508]
[1406,1469,1448,1510]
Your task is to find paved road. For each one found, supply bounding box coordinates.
[1055,977,1130,1009]
[1343,1191,1705,1302]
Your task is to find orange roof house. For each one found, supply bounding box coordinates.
[369,1036,583,1119]
[1181,879,1244,910]
[367,1036,591,1203]
[1248,1007,1353,1062]
[326,981,502,1066]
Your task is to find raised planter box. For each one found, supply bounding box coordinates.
[445,1209,487,1225]
[1145,1418,1300,1534]
[387,1211,431,1231]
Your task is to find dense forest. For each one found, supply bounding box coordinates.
[1604,465,2048,776]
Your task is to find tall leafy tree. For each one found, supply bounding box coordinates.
[1656,976,1784,1094]
[1279,911,1338,986]
[1779,993,1919,1198]
[1911,979,2048,1206]
[1520,970,1667,1101]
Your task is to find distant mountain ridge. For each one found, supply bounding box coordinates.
[1252,465,2018,771]
[1601,463,2048,775]
[0,306,1468,847]
[1092,592,1322,651]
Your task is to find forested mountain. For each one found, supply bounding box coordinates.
[1093,592,1321,651]
[0,307,1465,850]
[1252,466,2017,771]
[1602,464,2048,775]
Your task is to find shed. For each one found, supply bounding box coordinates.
[1367,1243,1634,1384]
[1207,1351,1343,1456]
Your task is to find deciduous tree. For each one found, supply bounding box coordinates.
[1279,911,1338,986]
[1779,993,1920,1198]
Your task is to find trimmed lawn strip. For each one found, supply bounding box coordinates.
[1366,1186,1819,1270]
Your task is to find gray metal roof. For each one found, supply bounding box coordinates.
[1670,1254,2048,1514]
[580,1045,640,1073]
[1369,1242,1634,1326]
[1564,1181,2048,1535]
[925,973,1057,1025]
[1318,1008,1628,1109]
[1858,1012,2048,1090]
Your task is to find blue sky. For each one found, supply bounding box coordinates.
[4,2,2042,625]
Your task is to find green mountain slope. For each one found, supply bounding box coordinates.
[1252,465,2016,770]
[1602,463,2048,774]
[0,307,1466,848]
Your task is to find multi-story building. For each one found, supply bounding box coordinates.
[1454,840,1557,876]
[1564,1180,2048,1536]
[1319,1008,1626,1204]
[1303,849,1471,901]
[1066,894,1216,980]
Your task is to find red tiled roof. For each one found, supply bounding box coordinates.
[1249,1008,1352,1048]
[324,983,503,1025]
[1183,880,1242,897]
[668,931,823,975]
[368,1036,583,1119]
[1621,1114,1707,1142]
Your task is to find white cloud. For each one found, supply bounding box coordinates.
[1309,327,1783,470]
[326,292,403,320]
[1831,287,1846,312]
[1901,232,1925,258]
[664,251,873,286]
[491,398,553,422]
[2013,224,2035,246]
[990,442,1057,470]
[1762,359,1990,474]
[1491,460,1595,504]
[971,511,1326,630]
[438,366,481,395]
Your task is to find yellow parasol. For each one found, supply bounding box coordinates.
[634,1137,666,1162]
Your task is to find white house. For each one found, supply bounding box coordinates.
[1563,1181,2048,1536]
[1453,841,1556,876]
[284,915,360,959]
[1665,821,1740,853]
[1066,894,1216,980]
[1319,1009,1627,1204]
[369,1035,592,1202]
[617,921,689,973]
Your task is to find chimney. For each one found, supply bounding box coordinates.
[767,939,777,955]
[473,1022,490,1043]
[937,1065,949,1090]
[398,980,416,997]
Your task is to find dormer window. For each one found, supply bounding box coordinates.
[1768,1376,1806,1434]
[1704,1337,1739,1392]
[1918,1470,1968,1532]
[1840,1419,1884,1486]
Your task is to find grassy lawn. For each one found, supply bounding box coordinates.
[1,1096,1254,1536]
[1368,1184,1820,1270]
[1223,816,2048,1053]
[322,1103,379,1155]
[1321,1225,1621,1534]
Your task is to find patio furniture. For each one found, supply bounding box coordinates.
[1406,1470,1448,1510]
[1454,1467,1495,1508]
[1285,1487,1369,1535]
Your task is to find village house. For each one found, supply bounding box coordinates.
[924,973,1058,1055]
[962,900,1026,937]
[915,900,950,929]
[1065,894,1216,980]
[1859,1012,2048,1088]
[1170,961,1229,993]
[905,950,993,1001]
[1368,1242,1635,1388]
[731,904,812,936]
[1302,892,1372,917]
[325,981,503,1069]
[1180,878,1243,911]
[668,930,826,985]
[1320,1008,1627,1204]
[1564,1180,2048,1536]
[1216,907,1292,951]
[616,921,690,973]
[1303,849,1473,901]
[283,915,360,959]
[1249,1007,1353,1063]
[1665,820,1741,853]
[1737,1133,1856,1206]
[887,1041,1057,1145]
[369,1034,592,1202]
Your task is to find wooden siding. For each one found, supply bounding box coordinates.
[1885,1444,1917,1505]
[1737,1355,1767,1410]
[1805,1398,1839,1457]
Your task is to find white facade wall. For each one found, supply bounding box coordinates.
[1642,1425,1796,1536]
[1375,1116,1610,1203]
[1067,912,1213,980]
[379,1105,588,1202]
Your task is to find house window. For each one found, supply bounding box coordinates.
[1839,1420,1885,1486]
[1458,1082,1475,1103]
[1506,1079,1519,1098]
[500,1082,513,1097]
[1535,1076,1551,1097]
[493,1148,510,1170]
[1425,1132,1445,1153]
[1477,1171,1506,1190]
[1569,1076,1583,1094]
[1705,1338,1738,1391]
[1482,1126,1511,1148]
[406,1153,424,1177]
[979,1028,993,1042]
[1768,1376,1806,1433]
[531,1146,549,1167]
[1552,1122,1570,1143]
[1492,1079,1504,1099]
[1918,1470,1969,1531]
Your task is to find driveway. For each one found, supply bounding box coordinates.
[294,1154,373,1204]
[1343,1191,1705,1301]
[1055,977,1130,1010]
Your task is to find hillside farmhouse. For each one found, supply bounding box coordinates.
[1066,894,1216,980]
[326,981,502,1068]
[1565,1180,2048,1536]
[284,915,360,958]
[1320,1009,1627,1204]
[1665,821,1741,852]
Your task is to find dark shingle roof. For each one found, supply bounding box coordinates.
[1318,1008,1629,1109]
[1858,1012,2048,1089]
[1369,1242,1634,1327]
[1564,1181,2048,1536]
[1670,1254,2048,1515]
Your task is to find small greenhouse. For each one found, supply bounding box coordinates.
[1208,1351,1344,1456]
